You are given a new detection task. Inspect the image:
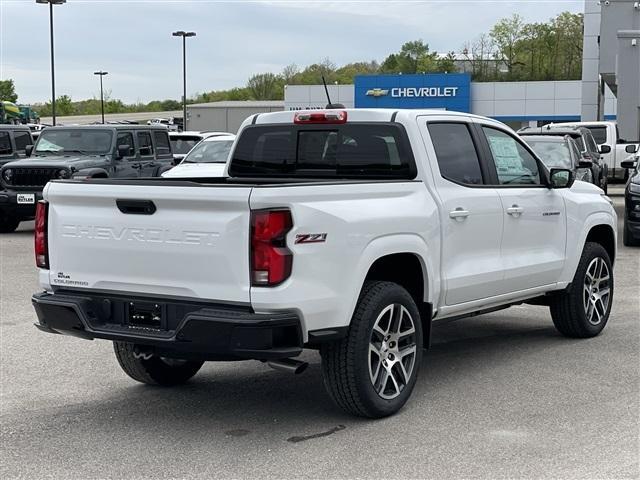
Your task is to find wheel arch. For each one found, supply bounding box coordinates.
[73,168,109,179]
[585,223,616,265]
[354,241,436,348]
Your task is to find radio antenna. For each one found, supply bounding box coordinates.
[322,76,345,109]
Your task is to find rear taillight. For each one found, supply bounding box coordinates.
[35,200,49,269]
[294,110,347,124]
[251,209,293,286]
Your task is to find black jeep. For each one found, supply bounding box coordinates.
[0,124,34,167]
[0,125,173,233]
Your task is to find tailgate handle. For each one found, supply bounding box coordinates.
[116,199,156,215]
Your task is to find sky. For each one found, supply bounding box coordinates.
[0,0,584,104]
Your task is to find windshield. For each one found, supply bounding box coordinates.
[183,139,234,164]
[35,129,113,155]
[170,136,202,154]
[527,139,573,169]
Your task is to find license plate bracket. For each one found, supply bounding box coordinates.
[126,301,165,330]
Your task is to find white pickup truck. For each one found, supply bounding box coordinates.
[554,121,639,181]
[32,109,617,418]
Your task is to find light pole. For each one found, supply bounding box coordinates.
[93,71,108,124]
[36,0,66,126]
[172,30,196,131]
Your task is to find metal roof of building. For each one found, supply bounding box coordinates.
[188,100,284,108]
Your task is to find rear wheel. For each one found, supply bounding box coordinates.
[320,281,423,418]
[113,342,204,386]
[0,212,20,233]
[549,242,613,338]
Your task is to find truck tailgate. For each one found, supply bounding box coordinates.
[45,181,251,303]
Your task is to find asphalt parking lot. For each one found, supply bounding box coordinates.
[1,187,638,480]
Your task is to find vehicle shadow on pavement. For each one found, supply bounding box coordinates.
[4,315,568,442]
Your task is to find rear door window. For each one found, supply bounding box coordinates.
[230,123,415,178]
[428,122,484,185]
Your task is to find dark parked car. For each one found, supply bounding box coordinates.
[0,124,34,168]
[518,125,608,193]
[621,148,640,246]
[0,125,173,233]
[523,135,597,185]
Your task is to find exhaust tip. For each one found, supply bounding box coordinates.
[267,358,308,375]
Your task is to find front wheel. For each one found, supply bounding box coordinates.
[113,342,204,386]
[320,281,423,418]
[549,242,613,338]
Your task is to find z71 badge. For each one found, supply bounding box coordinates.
[295,233,327,244]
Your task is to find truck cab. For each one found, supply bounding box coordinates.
[0,125,173,233]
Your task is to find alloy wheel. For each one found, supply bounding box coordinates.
[368,304,418,400]
[583,257,611,325]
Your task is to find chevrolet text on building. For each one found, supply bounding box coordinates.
[392,87,459,98]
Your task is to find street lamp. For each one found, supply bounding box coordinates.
[36,0,66,126]
[93,71,108,124]
[172,30,196,131]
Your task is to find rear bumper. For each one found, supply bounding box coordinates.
[0,189,41,219]
[32,291,303,360]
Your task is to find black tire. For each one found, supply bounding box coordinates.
[623,216,640,246]
[0,212,20,233]
[320,281,423,418]
[549,242,613,338]
[600,174,608,194]
[113,342,204,386]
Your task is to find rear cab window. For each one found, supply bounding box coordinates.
[229,123,416,179]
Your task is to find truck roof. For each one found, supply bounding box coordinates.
[0,124,32,133]
[42,124,168,131]
[251,108,506,128]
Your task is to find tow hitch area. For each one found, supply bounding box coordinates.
[127,301,163,329]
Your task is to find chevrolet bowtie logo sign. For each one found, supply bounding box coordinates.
[365,88,389,97]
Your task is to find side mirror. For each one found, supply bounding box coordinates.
[621,159,638,169]
[549,168,575,189]
[25,145,33,157]
[116,144,131,159]
[599,144,612,154]
[578,160,593,169]
[625,144,638,154]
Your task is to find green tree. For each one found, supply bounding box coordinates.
[247,73,283,100]
[490,14,526,78]
[0,79,18,103]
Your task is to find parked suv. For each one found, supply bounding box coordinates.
[0,124,34,168]
[0,125,173,233]
[621,152,640,246]
[519,125,607,193]
[524,135,597,185]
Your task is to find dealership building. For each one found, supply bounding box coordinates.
[284,74,618,131]
[186,0,637,136]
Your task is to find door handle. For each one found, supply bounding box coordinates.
[131,163,141,169]
[506,205,524,216]
[449,208,470,220]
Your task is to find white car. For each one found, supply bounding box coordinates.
[168,131,231,164]
[31,109,617,418]
[162,134,235,178]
